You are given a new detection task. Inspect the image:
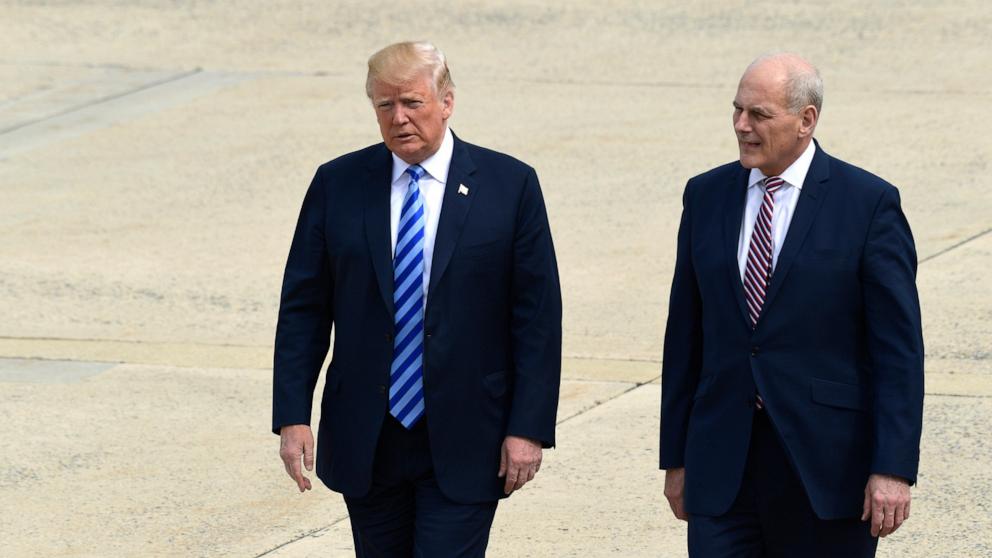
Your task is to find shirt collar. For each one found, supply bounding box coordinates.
[391,127,454,185]
[747,139,817,190]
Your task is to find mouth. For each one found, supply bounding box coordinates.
[738,139,761,150]
[395,132,418,141]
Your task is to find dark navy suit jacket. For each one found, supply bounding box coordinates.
[660,143,924,520]
[272,133,562,504]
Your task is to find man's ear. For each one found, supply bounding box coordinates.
[441,90,455,120]
[798,105,818,139]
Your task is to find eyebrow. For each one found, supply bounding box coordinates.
[733,102,773,115]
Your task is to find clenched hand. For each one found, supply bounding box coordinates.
[279,424,314,492]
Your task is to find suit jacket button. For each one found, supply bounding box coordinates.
[378,384,387,395]
[751,346,759,357]
[385,333,392,341]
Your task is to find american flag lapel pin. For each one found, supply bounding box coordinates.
[458,184,469,196]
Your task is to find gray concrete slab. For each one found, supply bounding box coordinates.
[0,361,641,556]
[0,357,114,383]
[0,68,253,158]
[0,362,346,556]
[0,0,989,556]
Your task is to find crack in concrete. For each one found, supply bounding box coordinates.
[928,392,992,399]
[561,354,661,363]
[0,68,201,135]
[920,227,992,264]
[556,377,659,426]
[253,515,351,558]
[0,334,262,349]
[0,59,159,71]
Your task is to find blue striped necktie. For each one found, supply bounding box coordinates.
[389,164,427,428]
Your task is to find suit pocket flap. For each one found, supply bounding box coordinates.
[483,370,508,398]
[811,378,865,411]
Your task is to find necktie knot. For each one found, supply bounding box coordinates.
[406,164,425,183]
[763,176,785,195]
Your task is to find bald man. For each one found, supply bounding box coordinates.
[659,53,924,557]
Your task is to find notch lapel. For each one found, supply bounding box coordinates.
[724,166,752,327]
[364,145,395,315]
[427,135,476,309]
[757,145,831,324]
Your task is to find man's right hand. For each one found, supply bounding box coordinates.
[279,424,314,492]
[664,467,688,521]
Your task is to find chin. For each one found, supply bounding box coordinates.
[739,155,759,169]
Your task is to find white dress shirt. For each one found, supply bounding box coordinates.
[737,140,817,280]
[390,126,453,301]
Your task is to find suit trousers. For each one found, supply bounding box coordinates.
[344,414,498,558]
[688,410,878,558]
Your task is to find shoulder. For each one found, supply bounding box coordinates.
[305,143,388,203]
[687,160,745,187]
[826,153,897,194]
[314,142,386,178]
[459,138,536,179]
[822,150,901,209]
[683,160,745,202]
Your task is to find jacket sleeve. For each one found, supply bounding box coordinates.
[862,186,925,483]
[272,167,334,434]
[506,167,563,448]
[659,181,704,469]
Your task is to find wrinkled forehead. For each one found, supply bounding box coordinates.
[735,66,789,107]
[370,74,437,99]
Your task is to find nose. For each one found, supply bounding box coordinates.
[733,111,749,134]
[392,105,409,125]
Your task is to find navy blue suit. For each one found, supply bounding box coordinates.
[660,144,924,553]
[273,133,562,508]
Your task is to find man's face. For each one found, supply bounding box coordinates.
[371,74,454,165]
[732,63,806,176]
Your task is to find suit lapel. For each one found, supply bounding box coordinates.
[725,166,752,327]
[758,144,831,324]
[427,134,477,309]
[364,145,395,315]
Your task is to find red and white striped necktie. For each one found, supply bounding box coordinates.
[743,176,785,328]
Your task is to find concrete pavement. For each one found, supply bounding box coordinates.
[1,1,989,556]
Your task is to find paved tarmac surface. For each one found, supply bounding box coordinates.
[1,1,989,556]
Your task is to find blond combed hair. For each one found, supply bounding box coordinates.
[366,41,455,99]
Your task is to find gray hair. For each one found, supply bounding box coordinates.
[748,52,824,114]
[365,41,455,99]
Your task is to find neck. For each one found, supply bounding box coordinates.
[760,138,812,176]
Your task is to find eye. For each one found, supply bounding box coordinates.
[377,102,393,111]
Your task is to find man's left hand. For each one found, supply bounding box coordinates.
[862,473,911,537]
[498,435,542,495]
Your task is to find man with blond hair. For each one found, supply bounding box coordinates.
[660,53,924,557]
[273,41,561,556]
